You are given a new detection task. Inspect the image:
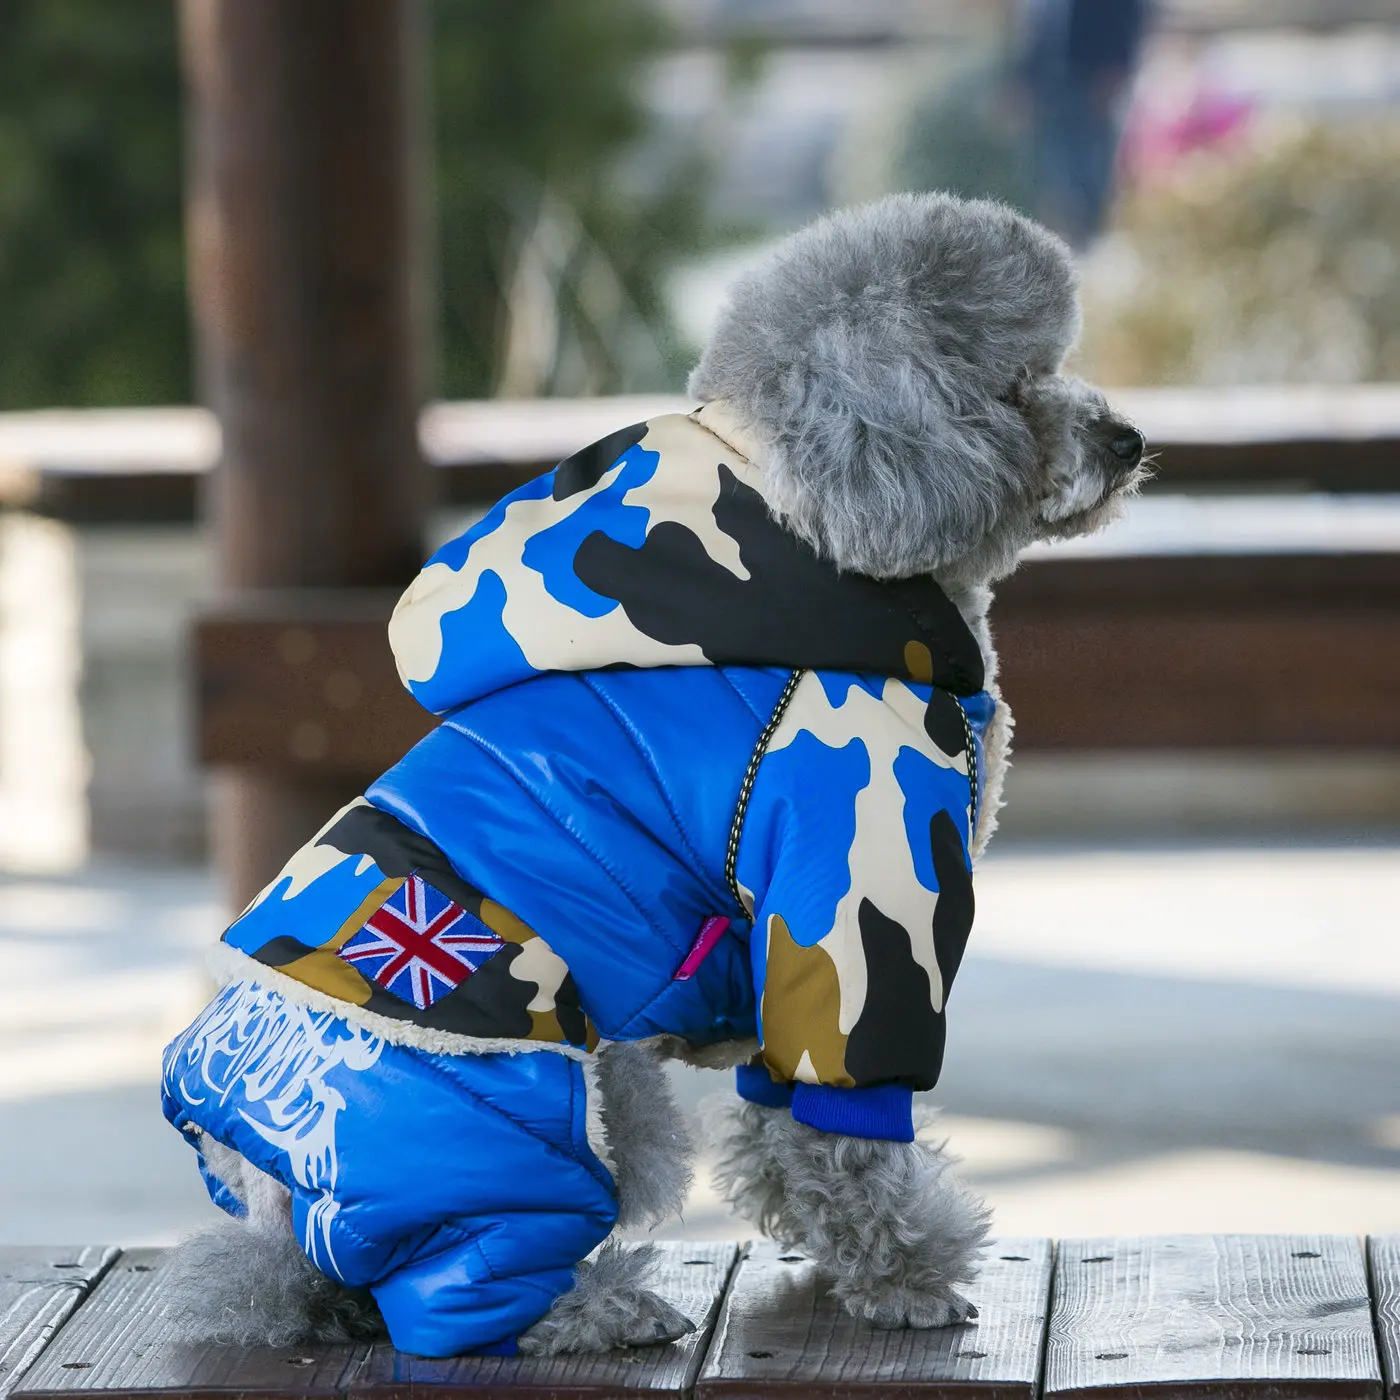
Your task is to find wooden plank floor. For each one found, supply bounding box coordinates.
[4,1238,1398,1400]
[1371,1236,1400,1400]
[1045,1235,1381,1400]
[697,1238,1052,1400]
[0,1247,116,1397]
[10,1247,367,1400]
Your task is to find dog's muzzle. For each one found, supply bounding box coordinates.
[1110,426,1145,464]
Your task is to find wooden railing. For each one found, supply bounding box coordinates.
[2,386,1398,521]
[2,390,1398,779]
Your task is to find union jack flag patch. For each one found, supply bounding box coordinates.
[337,874,504,1010]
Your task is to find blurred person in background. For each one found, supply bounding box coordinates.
[1016,0,1153,248]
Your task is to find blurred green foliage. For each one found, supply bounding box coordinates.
[431,0,708,398]
[0,0,705,409]
[1077,117,1400,386]
[896,60,1035,216]
[0,0,189,408]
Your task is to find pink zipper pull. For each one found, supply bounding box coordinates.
[674,915,732,981]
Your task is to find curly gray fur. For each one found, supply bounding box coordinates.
[161,1137,384,1346]
[596,1042,694,1230]
[650,1033,761,1072]
[708,1098,991,1329]
[517,1242,695,1354]
[690,191,1146,584]
[156,194,1144,1357]
[160,1216,384,1346]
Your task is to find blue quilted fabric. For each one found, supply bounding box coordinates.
[163,411,992,1355]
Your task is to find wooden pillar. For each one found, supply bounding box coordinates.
[181,0,429,908]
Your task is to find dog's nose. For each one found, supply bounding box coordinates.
[1110,427,1144,463]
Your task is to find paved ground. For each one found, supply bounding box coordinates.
[2,843,1398,1247]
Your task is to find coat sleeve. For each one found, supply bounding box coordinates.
[733,674,980,1141]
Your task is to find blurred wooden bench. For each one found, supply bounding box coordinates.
[191,386,1400,770]
[2,390,1398,779]
[192,544,1400,782]
[3,1235,1398,1400]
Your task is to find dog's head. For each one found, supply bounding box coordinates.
[689,192,1148,586]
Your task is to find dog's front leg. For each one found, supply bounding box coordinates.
[711,1097,991,1328]
[707,1096,795,1236]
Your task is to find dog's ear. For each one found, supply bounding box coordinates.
[717,325,1035,578]
[690,192,1081,579]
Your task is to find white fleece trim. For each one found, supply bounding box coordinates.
[206,942,590,1062]
[692,400,763,465]
[582,1052,617,1179]
[971,687,1013,864]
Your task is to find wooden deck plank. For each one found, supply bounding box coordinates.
[0,1247,118,1397]
[695,1237,1052,1400]
[11,1248,369,1400]
[1370,1236,1400,1400]
[1044,1234,1382,1400]
[345,1240,738,1400]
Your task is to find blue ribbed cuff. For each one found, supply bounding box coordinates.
[735,1064,794,1109]
[791,1083,915,1142]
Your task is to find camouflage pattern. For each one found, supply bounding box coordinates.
[222,799,595,1049]
[738,675,986,1092]
[216,410,991,1090]
[389,412,983,716]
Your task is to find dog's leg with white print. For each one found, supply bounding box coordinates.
[161,1046,697,1354]
[710,1098,991,1328]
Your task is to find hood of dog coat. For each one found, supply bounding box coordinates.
[389,410,985,717]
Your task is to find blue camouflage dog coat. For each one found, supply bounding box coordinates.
[162,405,996,1357]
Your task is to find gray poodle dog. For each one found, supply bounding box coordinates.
[161,191,1144,1353]
[675,192,1144,1333]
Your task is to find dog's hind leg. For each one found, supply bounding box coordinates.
[161,1137,383,1346]
[516,1043,699,1354]
[710,1097,991,1329]
[517,1241,695,1353]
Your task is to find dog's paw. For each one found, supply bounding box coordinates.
[518,1287,695,1355]
[616,1290,698,1348]
[842,1285,979,1331]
